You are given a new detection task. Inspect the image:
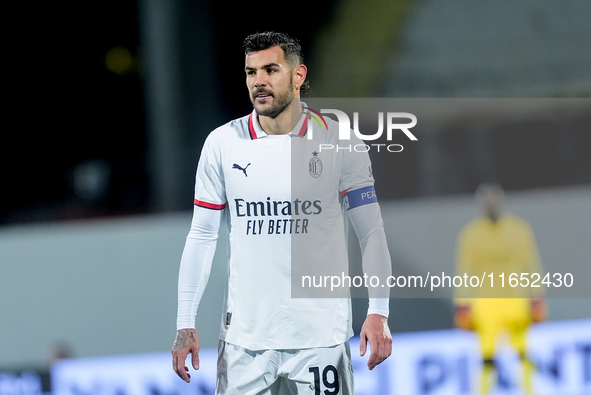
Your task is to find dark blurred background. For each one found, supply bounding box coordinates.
[1,1,590,393]
[2,0,341,223]
[4,0,589,224]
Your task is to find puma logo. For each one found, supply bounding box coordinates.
[232,163,251,177]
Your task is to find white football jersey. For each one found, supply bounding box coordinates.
[194,105,374,350]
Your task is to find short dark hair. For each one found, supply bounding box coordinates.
[243,31,310,94]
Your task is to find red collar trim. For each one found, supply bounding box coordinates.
[248,113,257,140]
[248,109,309,139]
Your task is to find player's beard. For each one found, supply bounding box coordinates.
[250,75,294,119]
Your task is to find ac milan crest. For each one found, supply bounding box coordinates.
[309,151,322,178]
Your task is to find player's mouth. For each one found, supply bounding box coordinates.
[253,90,273,103]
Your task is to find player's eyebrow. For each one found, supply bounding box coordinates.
[245,63,281,71]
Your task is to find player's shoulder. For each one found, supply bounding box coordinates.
[206,113,252,144]
[323,115,340,132]
[321,115,361,144]
[459,217,484,236]
[502,214,533,232]
[459,217,496,241]
[305,113,347,143]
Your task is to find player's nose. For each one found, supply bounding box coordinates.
[254,79,267,88]
[253,72,268,88]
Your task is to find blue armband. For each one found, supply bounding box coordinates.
[343,185,378,210]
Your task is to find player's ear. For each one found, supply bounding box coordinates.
[293,64,307,91]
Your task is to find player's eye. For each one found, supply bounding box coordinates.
[246,70,255,76]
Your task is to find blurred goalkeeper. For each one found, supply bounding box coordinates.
[454,183,547,395]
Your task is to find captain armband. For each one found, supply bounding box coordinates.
[343,186,378,211]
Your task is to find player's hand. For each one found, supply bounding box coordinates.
[454,304,473,330]
[360,314,392,370]
[172,329,200,383]
[531,298,547,323]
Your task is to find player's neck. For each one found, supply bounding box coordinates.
[486,211,502,223]
[259,98,303,135]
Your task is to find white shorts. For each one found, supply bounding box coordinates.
[215,340,354,395]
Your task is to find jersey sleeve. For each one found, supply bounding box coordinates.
[348,203,391,316]
[338,134,375,195]
[194,133,226,210]
[176,205,222,330]
[454,225,473,304]
[340,134,389,316]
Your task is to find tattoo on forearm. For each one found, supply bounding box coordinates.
[173,330,195,351]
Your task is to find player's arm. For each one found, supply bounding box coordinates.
[523,222,547,322]
[453,227,473,330]
[173,205,222,383]
[173,132,226,383]
[346,187,393,370]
